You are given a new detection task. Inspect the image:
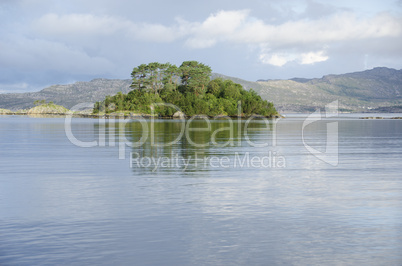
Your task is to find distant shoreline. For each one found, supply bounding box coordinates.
[0,112,283,119]
[2,113,402,120]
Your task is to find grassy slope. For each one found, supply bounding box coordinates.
[0,108,13,114]
[27,103,70,114]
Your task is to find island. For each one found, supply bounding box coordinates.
[93,61,279,118]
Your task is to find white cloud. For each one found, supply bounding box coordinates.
[170,10,402,49]
[259,50,329,66]
[300,51,329,65]
[32,10,252,48]
[183,10,249,48]
[191,10,249,39]
[259,53,296,67]
[32,10,402,55]
[232,12,401,46]
[177,10,401,66]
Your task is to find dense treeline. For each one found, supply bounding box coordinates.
[93,61,277,117]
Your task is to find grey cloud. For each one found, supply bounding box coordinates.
[0,0,401,92]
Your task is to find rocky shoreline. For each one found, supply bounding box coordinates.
[0,108,282,120]
[0,112,282,119]
[0,103,284,119]
[3,108,402,120]
[6,105,402,120]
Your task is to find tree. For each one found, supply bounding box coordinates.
[179,61,212,95]
[130,64,150,91]
[34,99,46,106]
[147,62,168,95]
[207,78,223,97]
[163,64,180,87]
[221,80,241,100]
[131,62,176,95]
[101,60,277,117]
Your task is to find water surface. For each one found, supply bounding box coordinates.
[0,115,401,265]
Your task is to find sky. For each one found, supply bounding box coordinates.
[0,0,401,92]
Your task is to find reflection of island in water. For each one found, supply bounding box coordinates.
[93,118,285,175]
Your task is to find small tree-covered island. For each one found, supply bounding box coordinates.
[93,61,278,118]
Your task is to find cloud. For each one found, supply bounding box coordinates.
[231,11,401,46]
[0,35,114,74]
[31,9,402,65]
[183,10,249,48]
[184,38,217,49]
[300,51,329,65]
[133,23,183,43]
[34,13,126,36]
[33,10,252,47]
[33,13,181,43]
[259,50,329,66]
[176,10,402,46]
[259,53,296,67]
[1,1,402,93]
[156,9,400,66]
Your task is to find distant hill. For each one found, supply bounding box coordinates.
[0,78,132,110]
[215,67,402,113]
[1,68,401,112]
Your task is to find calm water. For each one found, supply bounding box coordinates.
[0,114,401,265]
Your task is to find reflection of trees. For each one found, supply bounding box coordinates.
[94,118,278,175]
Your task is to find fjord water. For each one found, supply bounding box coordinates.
[0,115,401,265]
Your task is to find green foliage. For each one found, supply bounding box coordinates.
[130,62,179,95]
[221,80,241,100]
[34,99,46,106]
[207,78,222,97]
[179,61,212,95]
[94,61,277,117]
[94,90,163,114]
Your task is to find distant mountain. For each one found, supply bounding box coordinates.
[215,67,402,113]
[0,79,132,110]
[1,68,401,113]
